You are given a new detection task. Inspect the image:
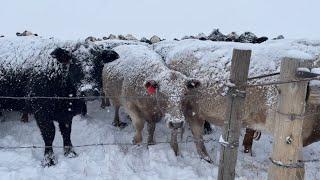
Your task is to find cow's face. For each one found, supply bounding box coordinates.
[50,47,85,92]
[50,47,72,64]
[88,48,119,88]
[145,71,201,129]
[78,48,119,98]
[51,46,119,98]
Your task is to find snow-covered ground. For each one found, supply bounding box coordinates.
[0,100,319,180]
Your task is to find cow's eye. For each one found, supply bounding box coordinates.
[186,79,201,89]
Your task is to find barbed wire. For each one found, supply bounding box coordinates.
[0,74,319,100]
[243,76,320,88]
[0,69,317,101]
[0,95,197,100]
[269,157,320,169]
[247,72,280,81]
[0,137,217,150]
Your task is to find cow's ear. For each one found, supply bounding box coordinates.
[145,80,158,95]
[186,79,201,89]
[50,48,72,64]
[100,50,119,64]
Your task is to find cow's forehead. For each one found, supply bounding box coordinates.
[156,72,187,95]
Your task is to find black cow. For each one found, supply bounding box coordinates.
[0,41,119,167]
[32,47,119,167]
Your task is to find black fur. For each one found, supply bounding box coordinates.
[26,49,86,166]
[254,36,268,44]
[98,49,120,64]
[50,48,73,64]
[0,45,119,167]
[89,48,119,89]
[186,79,201,89]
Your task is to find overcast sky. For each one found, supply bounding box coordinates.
[1,0,319,40]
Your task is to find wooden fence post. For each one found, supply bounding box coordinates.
[218,49,251,180]
[268,57,311,180]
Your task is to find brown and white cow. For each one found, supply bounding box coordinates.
[102,45,201,154]
[153,39,320,162]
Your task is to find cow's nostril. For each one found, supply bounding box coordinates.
[171,121,184,129]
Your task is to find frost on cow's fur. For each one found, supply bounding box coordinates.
[103,44,194,131]
[0,37,150,94]
[154,38,320,95]
[154,39,320,131]
[106,44,188,99]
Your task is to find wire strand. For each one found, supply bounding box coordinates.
[0,138,217,150]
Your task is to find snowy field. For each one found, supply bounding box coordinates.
[0,100,319,180]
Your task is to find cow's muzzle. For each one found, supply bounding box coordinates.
[168,121,184,129]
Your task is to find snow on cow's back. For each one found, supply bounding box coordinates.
[0,36,78,71]
[110,44,167,78]
[103,44,190,102]
[95,39,149,49]
[154,39,320,89]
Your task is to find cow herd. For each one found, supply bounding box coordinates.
[1,36,320,167]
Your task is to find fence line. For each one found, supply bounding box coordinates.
[247,72,280,81]
[0,74,319,100]
[243,76,320,88]
[0,137,217,150]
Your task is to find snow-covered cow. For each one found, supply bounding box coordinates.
[154,39,320,162]
[0,37,119,166]
[16,30,38,37]
[89,39,150,118]
[103,45,201,154]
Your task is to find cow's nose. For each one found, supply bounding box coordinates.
[168,121,184,129]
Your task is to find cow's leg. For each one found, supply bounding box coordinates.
[112,105,127,128]
[21,112,29,122]
[58,115,78,158]
[147,121,156,145]
[243,128,255,155]
[35,113,57,167]
[81,101,87,116]
[190,118,212,163]
[104,98,111,107]
[126,105,145,144]
[101,92,110,108]
[203,121,213,135]
[170,129,179,156]
[132,115,145,144]
[0,111,4,122]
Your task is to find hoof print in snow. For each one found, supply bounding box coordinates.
[41,153,58,167]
